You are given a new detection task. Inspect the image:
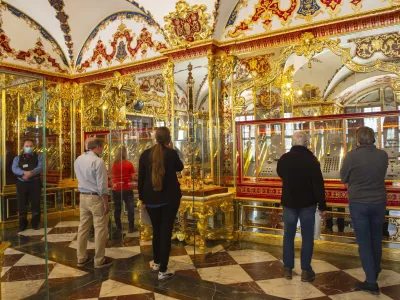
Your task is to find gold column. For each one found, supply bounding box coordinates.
[162,60,175,140]
[17,93,20,152]
[207,52,215,182]
[215,52,237,185]
[1,90,5,195]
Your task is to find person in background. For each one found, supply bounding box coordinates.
[340,127,388,295]
[277,131,326,282]
[74,138,113,269]
[12,139,43,232]
[138,127,183,280]
[112,146,137,233]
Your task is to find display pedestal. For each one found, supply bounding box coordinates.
[138,192,236,253]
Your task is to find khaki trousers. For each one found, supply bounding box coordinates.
[77,194,109,267]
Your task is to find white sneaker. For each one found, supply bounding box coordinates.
[149,260,160,272]
[158,269,175,280]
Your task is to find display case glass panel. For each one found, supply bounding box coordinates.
[284,121,311,153]
[381,115,400,179]
[346,117,379,154]
[257,123,281,178]
[313,119,344,179]
[241,124,256,178]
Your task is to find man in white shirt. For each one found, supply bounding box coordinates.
[74,138,113,268]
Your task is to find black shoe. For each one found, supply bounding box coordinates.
[32,225,40,230]
[355,281,380,295]
[18,219,28,232]
[284,267,292,280]
[95,257,114,269]
[301,269,316,282]
[128,228,138,234]
[18,226,27,233]
[77,257,93,268]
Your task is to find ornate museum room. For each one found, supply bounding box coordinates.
[0,0,400,299]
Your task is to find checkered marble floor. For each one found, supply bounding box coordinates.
[8,220,400,299]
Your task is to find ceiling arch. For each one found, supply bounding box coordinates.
[0,3,69,73]
[1,0,398,75]
[75,11,164,68]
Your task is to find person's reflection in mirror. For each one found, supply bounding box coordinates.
[5,141,17,185]
[12,139,43,232]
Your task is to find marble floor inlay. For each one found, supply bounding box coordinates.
[2,218,400,300]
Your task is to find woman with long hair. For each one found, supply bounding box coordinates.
[112,146,137,233]
[138,127,183,280]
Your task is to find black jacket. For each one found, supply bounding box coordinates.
[277,146,326,210]
[138,146,184,205]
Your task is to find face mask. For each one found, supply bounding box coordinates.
[24,147,33,154]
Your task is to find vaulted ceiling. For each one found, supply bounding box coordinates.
[0,0,398,75]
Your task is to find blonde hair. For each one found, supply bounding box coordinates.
[150,127,171,191]
[113,146,128,163]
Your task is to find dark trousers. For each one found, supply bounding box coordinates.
[283,205,316,272]
[112,190,134,230]
[16,179,42,229]
[146,200,180,272]
[349,202,386,284]
[326,207,345,232]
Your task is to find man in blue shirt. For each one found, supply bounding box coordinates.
[12,139,43,232]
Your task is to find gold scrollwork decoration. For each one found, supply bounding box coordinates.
[8,80,42,132]
[350,31,400,59]
[164,0,212,47]
[215,51,237,82]
[234,32,400,102]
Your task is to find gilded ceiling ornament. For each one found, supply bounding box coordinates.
[294,32,328,68]
[0,35,68,73]
[76,24,167,73]
[234,32,400,103]
[1,3,68,67]
[76,12,164,66]
[225,0,249,28]
[350,32,400,59]
[138,74,165,93]
[350,0,362,11]
[212,0,221,34]
[320,0,344,17]
[48,0,74,61]
[215,52,237,81]
[240,54,274,77]
[227,0,297,38]
[164,0,212,47]
[296,0,323,22]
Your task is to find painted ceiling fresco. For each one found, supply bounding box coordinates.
[0,0,398,75]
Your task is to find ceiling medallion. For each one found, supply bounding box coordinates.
[164,0,212,47]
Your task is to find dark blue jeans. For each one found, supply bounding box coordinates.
[283,205,316,272]
[112,190,135,230]
[349,202,386,284]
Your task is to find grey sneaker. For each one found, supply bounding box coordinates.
[284,267,292,280]
[150,260,160,272]
[301,269,316,282]
[158,269,175,280]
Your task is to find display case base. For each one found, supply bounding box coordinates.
[0,208,79,229]
[239,231,400,261]
[181,186,229,197]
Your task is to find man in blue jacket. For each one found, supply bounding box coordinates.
[12,139,43,232]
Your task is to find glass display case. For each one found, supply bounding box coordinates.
[236,111,400,206]
[84,127,155,172]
